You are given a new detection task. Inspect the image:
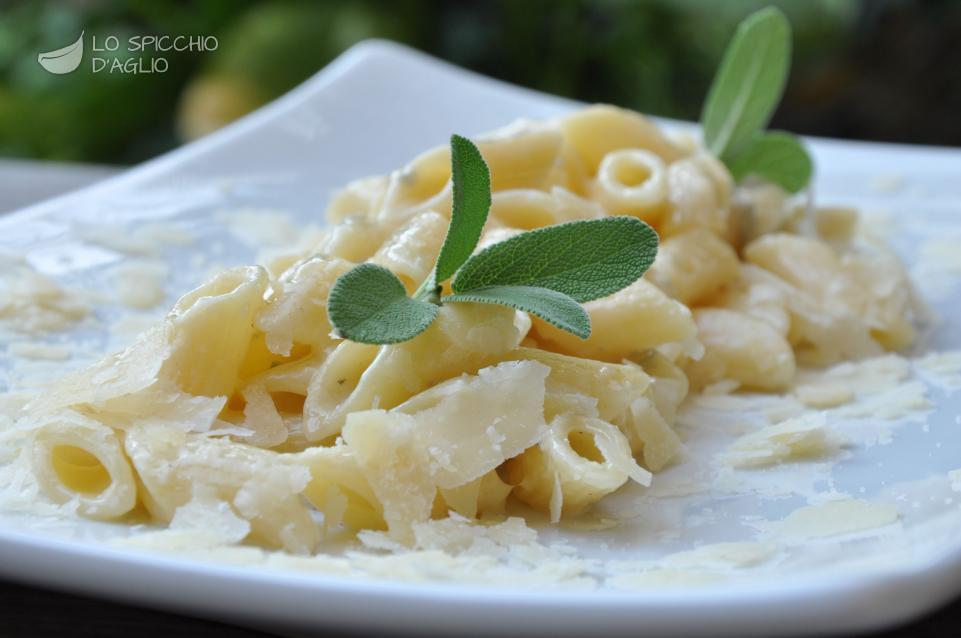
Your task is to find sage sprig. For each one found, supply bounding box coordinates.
[327,135,659,345]
[700,6,812,193]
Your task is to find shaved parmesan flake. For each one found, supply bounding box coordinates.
[7,342,71,361]
[342,410,436,542]
[217,209,301,247]
[721,414,847,468]
[170,492,251,543]
[238,384,287,447]
[76,222,193,257]
[111,260,168,309]
[836,381,931,420]
[798,354,910,392]
[913,235,961,298]
[396,360,549,489]
[29,328,169,416]
[915,350,961,391]
[663,541,779,569]
[793,383,854,408]
[412,514,539,556]
[791,354,932,420]
[0,258,89,334]
[773,500,899,539]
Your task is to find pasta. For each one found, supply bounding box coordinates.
[531,278,700,362]
[590,149,668,221]
[661,153,732,239]
[369,211,449,290]
[5,104,918,556]
[683,308,796,392]
[647,228,740,305]
[31,412,137,520]
[504,414,649,521]
[488,188,603,230]
[124,423,320,553]
[304,303,523,441]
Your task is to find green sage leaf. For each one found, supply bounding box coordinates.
[433,134,492,284]
[727,131,813,193]
[701,7,792,159]
[444,286,591,339]
[452,216,658,303]
[327,263,438,344]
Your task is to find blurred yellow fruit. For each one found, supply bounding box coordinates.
[176,76,265,142]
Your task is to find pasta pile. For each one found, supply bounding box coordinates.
[19,106,916,553]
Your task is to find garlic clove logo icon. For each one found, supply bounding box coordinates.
[38,31,84,74]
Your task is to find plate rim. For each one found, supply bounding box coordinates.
[0,521,956,636]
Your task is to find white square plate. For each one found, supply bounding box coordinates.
[2,41,961,637]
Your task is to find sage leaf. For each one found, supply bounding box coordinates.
[727,131,812,193]
[444,286,591,339]
[327,263,437,344]
[701,7,791,159]
[451,216,658,303]
[434,134,492,284]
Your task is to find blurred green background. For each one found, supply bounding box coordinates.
[2,0,959,165]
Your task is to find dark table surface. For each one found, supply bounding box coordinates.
[0,578,958,638]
